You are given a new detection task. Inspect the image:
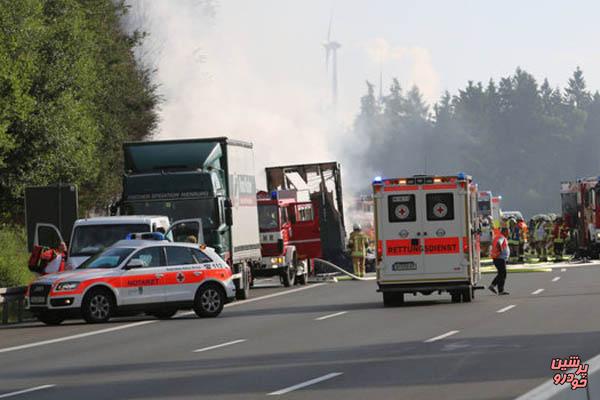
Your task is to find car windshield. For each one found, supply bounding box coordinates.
[258,205,279,230]
[70,224,149,257]
[123,199,218,229]
[78,247,135,269]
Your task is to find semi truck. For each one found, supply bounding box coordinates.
[373,174,481,305]
[119,137,261,299]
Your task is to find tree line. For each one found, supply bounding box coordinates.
[346,67,600,217]
[0,0,159,224]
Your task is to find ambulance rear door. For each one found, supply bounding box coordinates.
[378,184,424,281]
[420,183,468,281]
[468,183,481,284]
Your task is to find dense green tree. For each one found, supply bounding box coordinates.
[0,0,159,222]
[346,67,600,217]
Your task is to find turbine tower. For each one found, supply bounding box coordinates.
[323,12,341,108]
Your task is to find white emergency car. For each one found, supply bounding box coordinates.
[373,174,481,306]
[26,239,235,325]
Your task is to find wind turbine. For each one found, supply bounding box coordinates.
[323,12,341,108]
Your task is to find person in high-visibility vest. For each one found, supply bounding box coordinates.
[348,223,369,277]
[489,227,510,295]
[39,242,68,274]
[552,218,568,262]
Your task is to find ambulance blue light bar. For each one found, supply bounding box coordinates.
[373,176,383,184]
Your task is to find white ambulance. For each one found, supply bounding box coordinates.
[373,174,481,306]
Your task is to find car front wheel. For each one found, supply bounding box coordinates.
[194,284,225,318]
[82,289,114,323]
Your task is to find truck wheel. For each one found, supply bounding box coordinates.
[37,311,65,325]
[296,260,308,285]
[82,288,114,323]
[461,288,473,303]
[383,292,403,307]
[282,265,295,287]
[194,284,225,318]
[236,265,250,300]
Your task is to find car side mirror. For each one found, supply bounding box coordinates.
[124,259,145,270]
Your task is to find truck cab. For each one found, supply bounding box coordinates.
[254,190,321,286]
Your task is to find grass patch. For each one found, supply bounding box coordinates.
[0,226,34,288]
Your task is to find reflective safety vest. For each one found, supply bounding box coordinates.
[349,231,369,257]
[491,235,509,260]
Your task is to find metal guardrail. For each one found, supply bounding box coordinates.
[0,286,27,324]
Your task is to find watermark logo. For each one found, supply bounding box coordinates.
[551,355,588,390]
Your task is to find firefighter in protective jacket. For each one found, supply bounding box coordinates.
[552,218,569,262]
[348,223,369,278]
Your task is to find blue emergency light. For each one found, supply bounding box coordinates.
[270,190,278,200]
[457,172,466,180]
[373,176,383,183]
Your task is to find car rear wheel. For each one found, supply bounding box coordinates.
[82,289,114,323]
[37,311,65,325]
[194,284,225,318]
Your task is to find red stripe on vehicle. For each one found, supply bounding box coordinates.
[383,185,419,192]
[423,237,460,254]
[386,239,421,256]
[422,184,457,190]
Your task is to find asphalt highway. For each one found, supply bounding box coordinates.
[2,264,600,400]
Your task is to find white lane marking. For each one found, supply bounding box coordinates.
[552,276,561,282]
[315,311,348,321]
[0,283,327,354]
[424,330,460,343]
[268,372,343,395]
[0,385,56,399]
[193,339,246,353]
[177,283,327,317]
[497,305,516,313]
[531,289,544,295]
[0,320,155,354]
[561,268,567,272]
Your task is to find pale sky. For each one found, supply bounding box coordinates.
[134,0,600,187]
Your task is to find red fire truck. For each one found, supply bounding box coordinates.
[561,177,600,258]
[253,190,322,286]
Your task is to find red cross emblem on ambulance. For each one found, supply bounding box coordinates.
[433,203,448,218]
[395,205,410,219]
[176,272,185,283]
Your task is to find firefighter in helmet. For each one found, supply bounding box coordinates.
[348,223,369,278]
[552,217,568,262]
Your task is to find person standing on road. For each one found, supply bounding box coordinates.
[40,242,68,274]
[489,227,510,295]
[348,223,369,278]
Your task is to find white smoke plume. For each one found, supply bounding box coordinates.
[125,0,342,190]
